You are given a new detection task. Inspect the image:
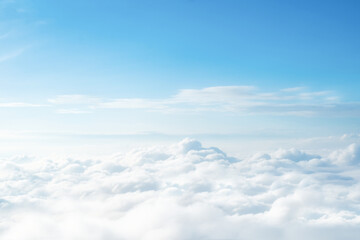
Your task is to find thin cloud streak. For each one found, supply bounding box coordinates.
[48,95,101,105]
[51,86,356,116]
[4,86,357,116]
[55,108,92,114]
[0,32,11,40]
[0,102,48,108]
[0,85,348,116]
[0,48,25,63]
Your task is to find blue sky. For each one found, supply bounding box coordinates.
[2,2,360,238]
[1,0,360,155]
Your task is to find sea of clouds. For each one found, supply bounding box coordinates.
[1,138,360,239]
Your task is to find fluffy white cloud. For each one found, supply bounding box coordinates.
[0,139,360,239]
[329,143,360,165]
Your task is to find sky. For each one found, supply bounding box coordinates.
[0,0,360,156]
[2,1,360,239]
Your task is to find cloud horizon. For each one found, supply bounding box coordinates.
[1,139,360,239]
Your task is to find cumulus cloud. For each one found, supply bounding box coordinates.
[271,148,320,161]
[0,139,359,239]
[329,143,360,165]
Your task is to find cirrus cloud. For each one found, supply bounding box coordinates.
[49,86,357,116]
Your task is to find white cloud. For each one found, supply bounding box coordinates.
[171,86,335,104]
[48,95,100,105]
[341,133,360,141]
[50,86,356,116]
[280,87,305,92]
[97,98,167,110]
[0,139,359,239]
[0,102,47,107]
[18,86,359,116]
[173,85,258,104]
[55,108,92,114]
[329,143,360,165]
[271,148,320,161]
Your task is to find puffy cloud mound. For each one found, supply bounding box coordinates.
[329,143,360,165]
[0,139,360,239]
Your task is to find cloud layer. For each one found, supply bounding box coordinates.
[3,86,360,117]
[45,86,360,116]
[1,139,360,239]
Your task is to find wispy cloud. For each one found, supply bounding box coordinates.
[55,108,91,114]
[96,86,345,115]
[48,95,100,105]
[280,87,306,92]
[98,98,167,110]
[0,48,25,63]
[0,102,47,107]
[46,86,360,116]
[0,32,11,40]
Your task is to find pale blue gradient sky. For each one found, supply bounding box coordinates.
[0,0,360,156]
